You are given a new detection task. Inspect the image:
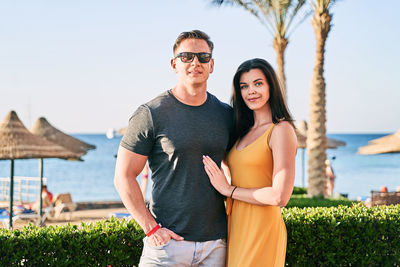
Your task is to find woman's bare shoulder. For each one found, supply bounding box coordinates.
[274,121,295,134]
[270,121,297,146]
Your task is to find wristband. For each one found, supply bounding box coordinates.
[146,224,161,237]
[230,186,238,198]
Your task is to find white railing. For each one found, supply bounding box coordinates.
[0,176,48,203]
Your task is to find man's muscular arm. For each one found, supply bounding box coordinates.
[114,146,183,246]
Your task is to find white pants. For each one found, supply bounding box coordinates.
[138,237,226,267]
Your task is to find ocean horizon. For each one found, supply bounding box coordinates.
[0,133,399,202]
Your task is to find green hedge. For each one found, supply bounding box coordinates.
[0,218,144,266]
[287,194,356,208]
[283,204,400,266]
[292,186,307,195]
[1,205,399,266]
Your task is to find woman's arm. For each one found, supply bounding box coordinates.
[203,121,297,207]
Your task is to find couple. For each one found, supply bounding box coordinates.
[114,30,297,267]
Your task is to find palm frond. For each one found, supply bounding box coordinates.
[210,0,234,6]
[209,0,310,38]
[310,0,340,15]
[286,0,313,36]
[215,0,276,35]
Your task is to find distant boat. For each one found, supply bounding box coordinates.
[106,128,116,139]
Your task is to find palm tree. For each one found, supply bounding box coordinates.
[211,0,310,99]
[306,0,337,197]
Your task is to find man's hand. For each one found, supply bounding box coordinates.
[148,227,184,247]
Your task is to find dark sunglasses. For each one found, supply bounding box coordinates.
[175,52,212,63]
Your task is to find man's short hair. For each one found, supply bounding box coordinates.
[173,30,214,55]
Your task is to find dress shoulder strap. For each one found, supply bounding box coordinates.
[266,124,276,148]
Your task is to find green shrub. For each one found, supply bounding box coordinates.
[283,204,400,266]
[0,218,145,266]
[292,186,307,195]
[1,205,399,266]
[287,194,356,208]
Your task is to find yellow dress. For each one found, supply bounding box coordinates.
[226,124,286,267]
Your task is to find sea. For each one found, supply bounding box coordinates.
[0,134,399,202]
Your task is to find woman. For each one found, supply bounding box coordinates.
[202,58,297,267]
[30,185,53,211]
[325,159,336,197]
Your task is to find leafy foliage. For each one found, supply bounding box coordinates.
[310,0,338,15]
[210,0,311,37]
[287,194,356,208]
[292,186,307,195]
[283,204,400,265]
[1,205,399,265]
[0,218,145,266]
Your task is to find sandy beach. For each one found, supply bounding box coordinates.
[42,207,128,228]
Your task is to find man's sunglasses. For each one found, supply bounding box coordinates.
[175,52,212,63]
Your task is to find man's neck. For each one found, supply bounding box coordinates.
[171,84,208,106]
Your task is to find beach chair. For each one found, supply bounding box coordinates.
[13,212,41,226]
[370,191,400,206]
[0,206,53,228]
[52,193,77,219]
[0,209,10,228]
[0,214,9,228]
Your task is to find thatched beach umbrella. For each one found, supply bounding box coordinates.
[327,138,346,149]
[296,120,345,149]
[369,129,400,145]
[296,120,346,187]
[358,130,400,155]
[0,111,82,228]
[30,117,95,155]
[30,117,95,217]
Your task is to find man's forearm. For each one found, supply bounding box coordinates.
[114,174,157,233]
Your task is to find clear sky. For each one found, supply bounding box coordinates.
[1,0,399,134]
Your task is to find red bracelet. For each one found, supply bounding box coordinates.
[142,174,149,178]
[146,224,161,237]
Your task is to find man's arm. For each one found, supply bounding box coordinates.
[114,146,183,245]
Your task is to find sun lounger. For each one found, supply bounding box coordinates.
[52,193,77,219]
[13,213,41,225]
[0,214,10,228]
[0,206,53,228]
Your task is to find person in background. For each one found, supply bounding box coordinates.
[42,185,53,203]
[203,58,297,267]
[31,185,53,211]
[325,159,336,197]
[380,185,388,196]
[114,30,232,266]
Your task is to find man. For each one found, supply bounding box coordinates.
[114,30,232,266]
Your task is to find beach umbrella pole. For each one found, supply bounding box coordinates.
[39,158,43,217]
[9,159,14,229]
[301,148,305,188]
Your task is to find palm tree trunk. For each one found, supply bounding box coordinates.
[307,12,331,197]
[273,35,288,100]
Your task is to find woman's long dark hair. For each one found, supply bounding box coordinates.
[231,58,295,144]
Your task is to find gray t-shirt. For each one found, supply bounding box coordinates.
[121,90,232,241]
